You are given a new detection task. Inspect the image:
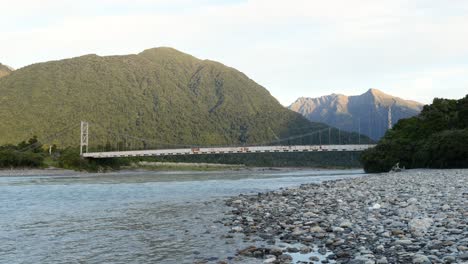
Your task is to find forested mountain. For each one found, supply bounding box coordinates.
[289,89,424,140]
[361,95,468,172]
[0,63,13,78]
[0,47,369,148]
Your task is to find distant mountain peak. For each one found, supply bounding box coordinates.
[289,89,424,140]
[367,88,384,94]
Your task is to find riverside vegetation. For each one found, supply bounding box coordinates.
[361,95,468,173]
[0,137,125,172]
[0,137,364,171]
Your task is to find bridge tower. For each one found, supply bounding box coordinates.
[80,121,89,155]
[388,106,392,129]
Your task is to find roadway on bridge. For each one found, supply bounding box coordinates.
[82,144,376,158]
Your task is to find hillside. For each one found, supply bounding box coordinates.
[0,47,368,148]
[0,63,13,78]
[289,89,424,140]
[361,95,468,172]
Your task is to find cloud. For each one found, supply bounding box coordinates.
[0,0,467,104]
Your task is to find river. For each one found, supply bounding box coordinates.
[0,169,364,264]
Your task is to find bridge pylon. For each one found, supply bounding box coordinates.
[80,121,89,155]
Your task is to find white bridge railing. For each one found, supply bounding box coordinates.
[82,144,376,158]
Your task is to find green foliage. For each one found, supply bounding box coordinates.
[361,95,468,172]
[0,137,45,168]
[0,47,370,149]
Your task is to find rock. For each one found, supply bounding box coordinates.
[263,257,276,263]
[409,217,433,236]
[442,256,456,263]
[270,246,283,256]
[310,226,323,233]
[238,246,257,256]
[395,239,413,246]
[332,226,345,232]
[232,199,242,205]
[336,251,351,258]
[309,256,319,261]
[339,220,352,228]
[412,254,431,264]
[392,229,405,236]
[231,226,243,232]
[286,247,299,253]
[459,253,468,261]
[303,212,316,217]
[350,256,375,264]
[299,246,312,254]
[376,244,385,252]
[278,254,293,263]
[369,203,381,210]
[376,257,388,264]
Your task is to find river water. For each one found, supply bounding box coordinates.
[0,169,364,264]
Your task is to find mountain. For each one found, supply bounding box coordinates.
[289,89,424,140]
[0,47,368,147]
[0,63,13,78]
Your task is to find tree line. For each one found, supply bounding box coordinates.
[361,95,468,172]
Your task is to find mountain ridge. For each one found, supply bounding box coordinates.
[289,89,424,140]
[0,47,368,147]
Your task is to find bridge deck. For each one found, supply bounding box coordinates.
[82,144,375,158]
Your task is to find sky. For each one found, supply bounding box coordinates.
[1,0,467,105]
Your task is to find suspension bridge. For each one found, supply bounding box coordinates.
[79,121,376,159]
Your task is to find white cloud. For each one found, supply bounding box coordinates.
[0,0,467,104]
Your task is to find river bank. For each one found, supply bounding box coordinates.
[0,166,341,177]
[223,169,468,264]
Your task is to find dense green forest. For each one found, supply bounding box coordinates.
[361,95,468,173]
[0,47,369,148]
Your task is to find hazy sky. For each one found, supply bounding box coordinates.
[1,0,467,105]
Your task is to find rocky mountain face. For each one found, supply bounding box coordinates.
[0,63,13,78]
[289,89,424,140]
[0,47,368,147]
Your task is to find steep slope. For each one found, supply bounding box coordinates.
[0,63,13,78]
[289,89,424,140]
[0,47,367,147]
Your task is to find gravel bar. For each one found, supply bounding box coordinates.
[223,169,468,264]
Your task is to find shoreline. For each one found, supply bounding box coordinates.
[222,169,468,263]
[0,166,361,177]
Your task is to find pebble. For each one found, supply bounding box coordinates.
[223,169,468,263]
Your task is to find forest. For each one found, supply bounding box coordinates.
[361,95,468,173]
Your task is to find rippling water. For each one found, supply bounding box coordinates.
[0,169,364,264]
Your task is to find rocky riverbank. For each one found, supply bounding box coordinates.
[223,169,468,264]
